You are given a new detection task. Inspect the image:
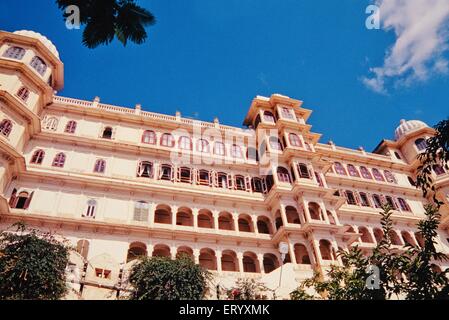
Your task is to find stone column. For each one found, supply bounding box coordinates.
[311,238,323,267]
[213,210,219,231]
[301,199,312,222]
[291,161,300,182]
[149,202,155,228]
[279,204,289,226]
[288,241,298,265]
[216,250,222,272]
[237,252,244,274]
[192,208,199,230]
[319,203,330,224]
[170,246,177,260]
[257,253,265,274]
[233,212,239,233]
[171,205,178,228]
[193,248,200,264]
[251,215,259,235]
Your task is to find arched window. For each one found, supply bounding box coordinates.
[269,136,283,151]
[134,201,149,222]
[308,202,322,220]
[372,168,385,182]
[84,199,97,218]
[334,162,347,175]
[154,205,172,224]
[289,133,302,147]
[347,164,360,177]
[345,190,357,205]
[263,111,275,123]
[252,177,263,193]
[216,172,229,188]
[214,141,226,156]
[243,254,258,273]
[101,126,113,139]
[372,194,382,208]
[238,215,252,232]
[218,212,234,230]
[16,87,30,102]
[43,117,58,131]
[257,217,271,234]
[297,163,310,179]
[263,254,279,273]
[230,144,243,159]
[385,196,397,210]
[0,119,13,137]
[433,165,446,176]
[277,167,291,183]
[160,133,175,147]
[3,46,26,60]
[221,250,238,271]
[30,56,47,76]
[137,161,153,178]
[159,164,173,181]
[127,242,147,262]
[93,159,106,173]
[389,230,402,246]
[65,120,77,134]
[30,149,45,164]
[9,189,34,210]
[176,208,193,227]
[76,240,89,260]
[360,166,373,179]
[294,244,311,264]
[415,138,427,151]
[197,139,210,153]
[178,167,192,183]
[198,210,214,229]
[52,152,66,168]
[197,169,211,186]
[359,192,371,207]
[280,107,294,119]
[141,130,156,144]
[234,175,246,191]
[397,198,411,212]
[384,170,397,183]
[319,240,334,261]
[373,229,383,243]
[179,136,192,150]
[359,227,373,243]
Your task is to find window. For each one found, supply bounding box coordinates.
[415,138,427,151]
[95,268,111,279]
[263,111,276,123]
[359,192,371,207]
[30,149,45,164]
[280,107,294,119]
[277,167,291,183]
[345,190,357,205]
[230,144,243,159]
[372,194,382,208]
[297,163,310,179]
[289,133,302,147]
[197,139,210,153]
[52,152,66,168]
[334,162,347,175]
[394,151,402,160]
[134,201,149,222]
[9,189,34,209]
[372,168,385,182]
[16,87,30,102]
[30,56,47,76]
[84,199,97,218]
[360,166,373,179]
[305,142,313,151]
[197,170,211,186]
[65,120,77,134]
[179,136,192,150]
[93,159,106,173]
[101,126,113,139]
[0,119,13,137]
[385,196,397,209]
[160,133,175,147]
[246,147,258,161]
[384,170,397,183]
[137,161,153,178]
[269,137,283,151]
[235,175,246,191]
[347,164,360,177]
[214,142,226,156]
[398,198,411,212]
[252,178,263,193]
[141,130,156,144]
[179,167,192,183]
[160,164,173,181]
[43,117,58,131]
[216,172,228,188]
[433,165,446,176]
[315,172,324,187]
[3,46,25,60]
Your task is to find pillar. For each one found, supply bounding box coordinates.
[233,212,239,233]
[216,250,222,272]
[171,205,178,228]
[291,161,300,182]
[213,210,219,231]
[279,204,289,226]
[237,252,244,274]
[257,253,265,274]
[193,208,199,230]
[193,248,200,264]
[288,241,298,265]
[251,215,259,235]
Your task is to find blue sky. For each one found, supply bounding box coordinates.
[1,0,448,151]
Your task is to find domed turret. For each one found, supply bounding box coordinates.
[13,30,60,59]
[394,119,429,141]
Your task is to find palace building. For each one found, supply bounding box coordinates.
[0,29,448,300]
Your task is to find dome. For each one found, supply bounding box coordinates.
[394,119,429,141]
[13,30,59,59]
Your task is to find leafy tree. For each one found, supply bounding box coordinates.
[56,0,156,48]
[0,223,70,300]
[416,118,449,202]
[128,254,211,300]
[226,278,269,300]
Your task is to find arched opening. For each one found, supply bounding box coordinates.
[286,206,301,224]
[154,204,172,224]
[159,164,173,181]
[415,232,425,248]
[294,244,311,264]
[257,216,271,234]
[277,167,291,183]
[319,240,334,261]
[127,242,147,262]
[389,230,402,246]
[176,207,193,226]
[218,212,234,231]
[373,228,383,243]
[221,250,238,272]
[327,211,336,225]
[13,191,33,209]
[243,252,259,273]
[275,210,283,230]
[401,231,415,246]
[308,202,322,220]
[102,126,113,139]
[153,244,171,258]
[141,130,156,144]
[415,138,427,151]
[198,209,214,229]
[176,246,194,260]
[238,214,253,232]
[199,248,217,270]
[359,227,373,243]
[263,254,279,273]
